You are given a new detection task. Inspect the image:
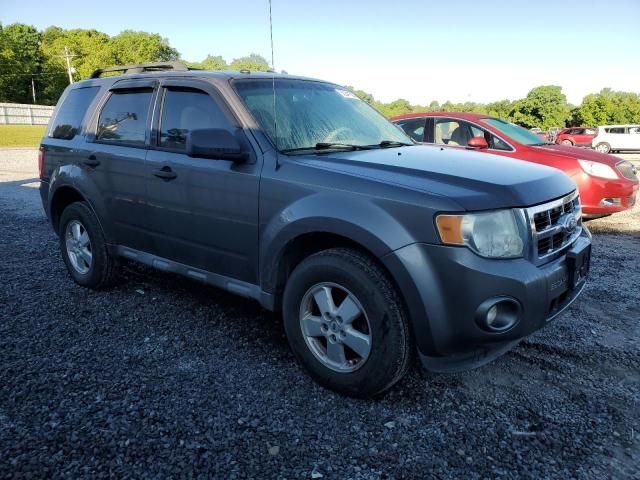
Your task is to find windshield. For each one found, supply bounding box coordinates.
[481,118,548,146]
[234,78,412,153]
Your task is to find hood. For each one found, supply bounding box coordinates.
[296,145,576,211]
[532,144,622,167]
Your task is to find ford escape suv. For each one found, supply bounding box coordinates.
[39,62,591,397]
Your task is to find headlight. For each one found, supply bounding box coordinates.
[436,209,524,258]
[578,159,619,179]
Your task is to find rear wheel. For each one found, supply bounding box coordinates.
[282,248,412,397]
[594,142,611,154]
[59,202,119,288]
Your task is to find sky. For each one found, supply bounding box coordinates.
[2,0,640,105]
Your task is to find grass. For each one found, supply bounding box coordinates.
[0,125,47,147]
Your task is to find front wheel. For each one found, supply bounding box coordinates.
[282,248,412,398]
[594,142,611,154]
[561,139,573,146]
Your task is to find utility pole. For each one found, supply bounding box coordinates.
[60,46,78,84]
[31,75,37,103]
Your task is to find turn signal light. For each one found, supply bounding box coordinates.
[435,215,464,244]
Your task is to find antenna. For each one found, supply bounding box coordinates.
[268,0,280,168]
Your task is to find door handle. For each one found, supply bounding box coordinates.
[153,166,177,180]
[83,155,100,167]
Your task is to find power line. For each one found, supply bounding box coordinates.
[0,72,68,77]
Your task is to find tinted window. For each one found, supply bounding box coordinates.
[159,89,232,150]
[50,87,100,140]
[481,118,546,145]
[96,89,153,146]
[605,127,625,134]
[395,118,425,142]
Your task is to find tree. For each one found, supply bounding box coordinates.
[110,30,178,65]
[0,23,43,104]
[191,54,228,70]
[485,99,513,120]
[229,53,270,72]
[575,88,640,126]
[510,85,571,129]
[377,99,413,117]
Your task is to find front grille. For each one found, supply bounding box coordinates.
[616,161,638,181]
[526,191,582,264]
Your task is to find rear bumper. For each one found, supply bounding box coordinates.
[383,229,591,372]
[39,180,50,220]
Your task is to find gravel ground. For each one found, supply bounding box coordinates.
[1,148,638,479]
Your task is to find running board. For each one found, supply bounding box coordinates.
[114,246,274,310]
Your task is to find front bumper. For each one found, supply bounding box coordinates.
[576,171,638,215]
[382,229,591,372]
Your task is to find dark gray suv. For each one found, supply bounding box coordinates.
[39,62,591,397]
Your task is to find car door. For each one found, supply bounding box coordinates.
[84,79,157,251]
[145,79,260,284]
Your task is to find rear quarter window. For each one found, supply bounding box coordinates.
[50,86,100,140]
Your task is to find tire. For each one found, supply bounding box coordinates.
[282,248,412,398]
[561,139,573,146]
[59,201,119,289]
[594,142,611,154]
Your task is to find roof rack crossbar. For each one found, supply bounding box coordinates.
[89,61,190,79]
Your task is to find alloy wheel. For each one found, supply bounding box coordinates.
[65,220,92,274]
[299,282,372,373]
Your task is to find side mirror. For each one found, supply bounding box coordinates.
[467,136,489,149]
[186,128,248,161]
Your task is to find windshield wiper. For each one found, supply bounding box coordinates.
[376,140,414,148]
[315,142,372,151]
[280,143,372,154]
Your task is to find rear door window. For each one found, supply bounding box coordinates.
[50,86,100,140]
[96,89,153,146]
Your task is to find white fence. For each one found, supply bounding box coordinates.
[0,102,54,125]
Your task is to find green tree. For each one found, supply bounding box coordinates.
[189,54,228,70]
[575,88,640,126]
[229,53,270,72]
[377,99,413,117]
[485,99,513,120]
[110,30,178,65]
[0,23,43,103]
[510,85,571,129]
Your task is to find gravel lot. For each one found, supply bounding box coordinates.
[1,148,638,479]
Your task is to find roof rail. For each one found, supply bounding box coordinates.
[89,61,191,79]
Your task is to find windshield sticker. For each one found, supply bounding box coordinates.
[336,89,359,99]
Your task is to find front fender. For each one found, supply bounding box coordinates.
[260,192,416,292]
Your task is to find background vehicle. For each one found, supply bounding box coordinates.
[555,127,596,147]
[530,127,549,142]
[391,112,638,217]
[40,64,590,397]
[592,125,640,153]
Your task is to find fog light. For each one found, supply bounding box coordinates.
[600,197,621,207]
[475,297,521,332]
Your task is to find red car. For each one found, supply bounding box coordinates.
[555,127,597,147]
[391,112,638,217]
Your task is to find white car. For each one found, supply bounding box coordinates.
[592,125,640,153]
